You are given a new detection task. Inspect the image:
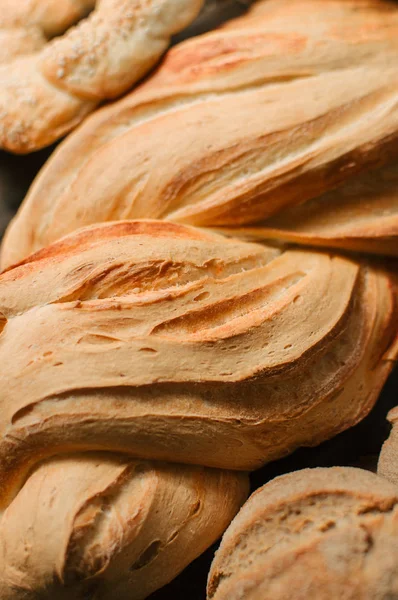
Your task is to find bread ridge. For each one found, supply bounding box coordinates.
[0,0,205,153]
[0,454,248,600]
[3,0,398,266]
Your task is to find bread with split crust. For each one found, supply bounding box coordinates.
[3,0,398,265]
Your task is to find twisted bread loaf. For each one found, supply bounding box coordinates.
[3,0,398,266]
[0,0,205,153]
[0,220,396,497]
[0,455,247,599]
[0,219,395,597]
[208,467,398,600]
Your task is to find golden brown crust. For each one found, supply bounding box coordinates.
[0,0,204,153]
[208,467,398,600]
[3,0,398,262]
[0,220,396,506]
[0,455,248,600]
[0,220,395,598]
[224,161,398,256]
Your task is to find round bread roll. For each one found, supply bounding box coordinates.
[3,0,398,265]
[208,467,398,600]
[0,0,205,153]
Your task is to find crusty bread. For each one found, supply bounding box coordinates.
[0,0,204,153]
[208,467,398,600]
[0,220,395,597]
[0,455,247,600]
[0,220,396,505]
[220,161,398,257]
[3,0,398,265]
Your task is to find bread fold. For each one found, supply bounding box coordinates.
[3,0,398,265]
[0,454,247,600]
[0,0,205,153]
[0,220,395,597]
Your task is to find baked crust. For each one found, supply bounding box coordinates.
[3,0,398,265]
[221,161,398,257]
[0,219,396,500]
[0,455,247,600]
[0,0,204,153]
[378,401,398,486]
[0,220,395,597]
[208,467,398,600]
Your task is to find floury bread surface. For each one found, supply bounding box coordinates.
[0,0,205,153]
[0,220,396,597]
[0,220,396,492]
[0,220,396,493]
[3,0,398,266]
[208,467,398,600]
[0,456,247,600]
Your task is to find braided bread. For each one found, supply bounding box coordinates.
[0,0,205,153]
[1,220,396,493]
[3,0,398,267]
[0,456,247,600]
[0,219,395,597]
[208,467,398,600]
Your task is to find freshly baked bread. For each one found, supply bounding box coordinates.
[208,467,398,600]
[3,0,398,265]
[221,161,398,257]
[378,403,398,486]
[0,456,247,600]
[0,0,205,153]
[0,220,396,499]
[0,219,395,597]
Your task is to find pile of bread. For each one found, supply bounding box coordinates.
[0,1,397,598]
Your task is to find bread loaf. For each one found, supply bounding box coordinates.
[0,455,247,600]
[0,219,395,597]
[208,467,398,600]
[0,2,397,598]
[0,219,396,497]
[0,0,205,153]
[3,0,398,265]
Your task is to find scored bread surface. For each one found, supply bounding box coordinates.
[3,0,398,265]
[0,1,397,598]
[0,221,396,505]
[0,454,247,600]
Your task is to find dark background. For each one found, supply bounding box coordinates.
[0,1,397,597]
